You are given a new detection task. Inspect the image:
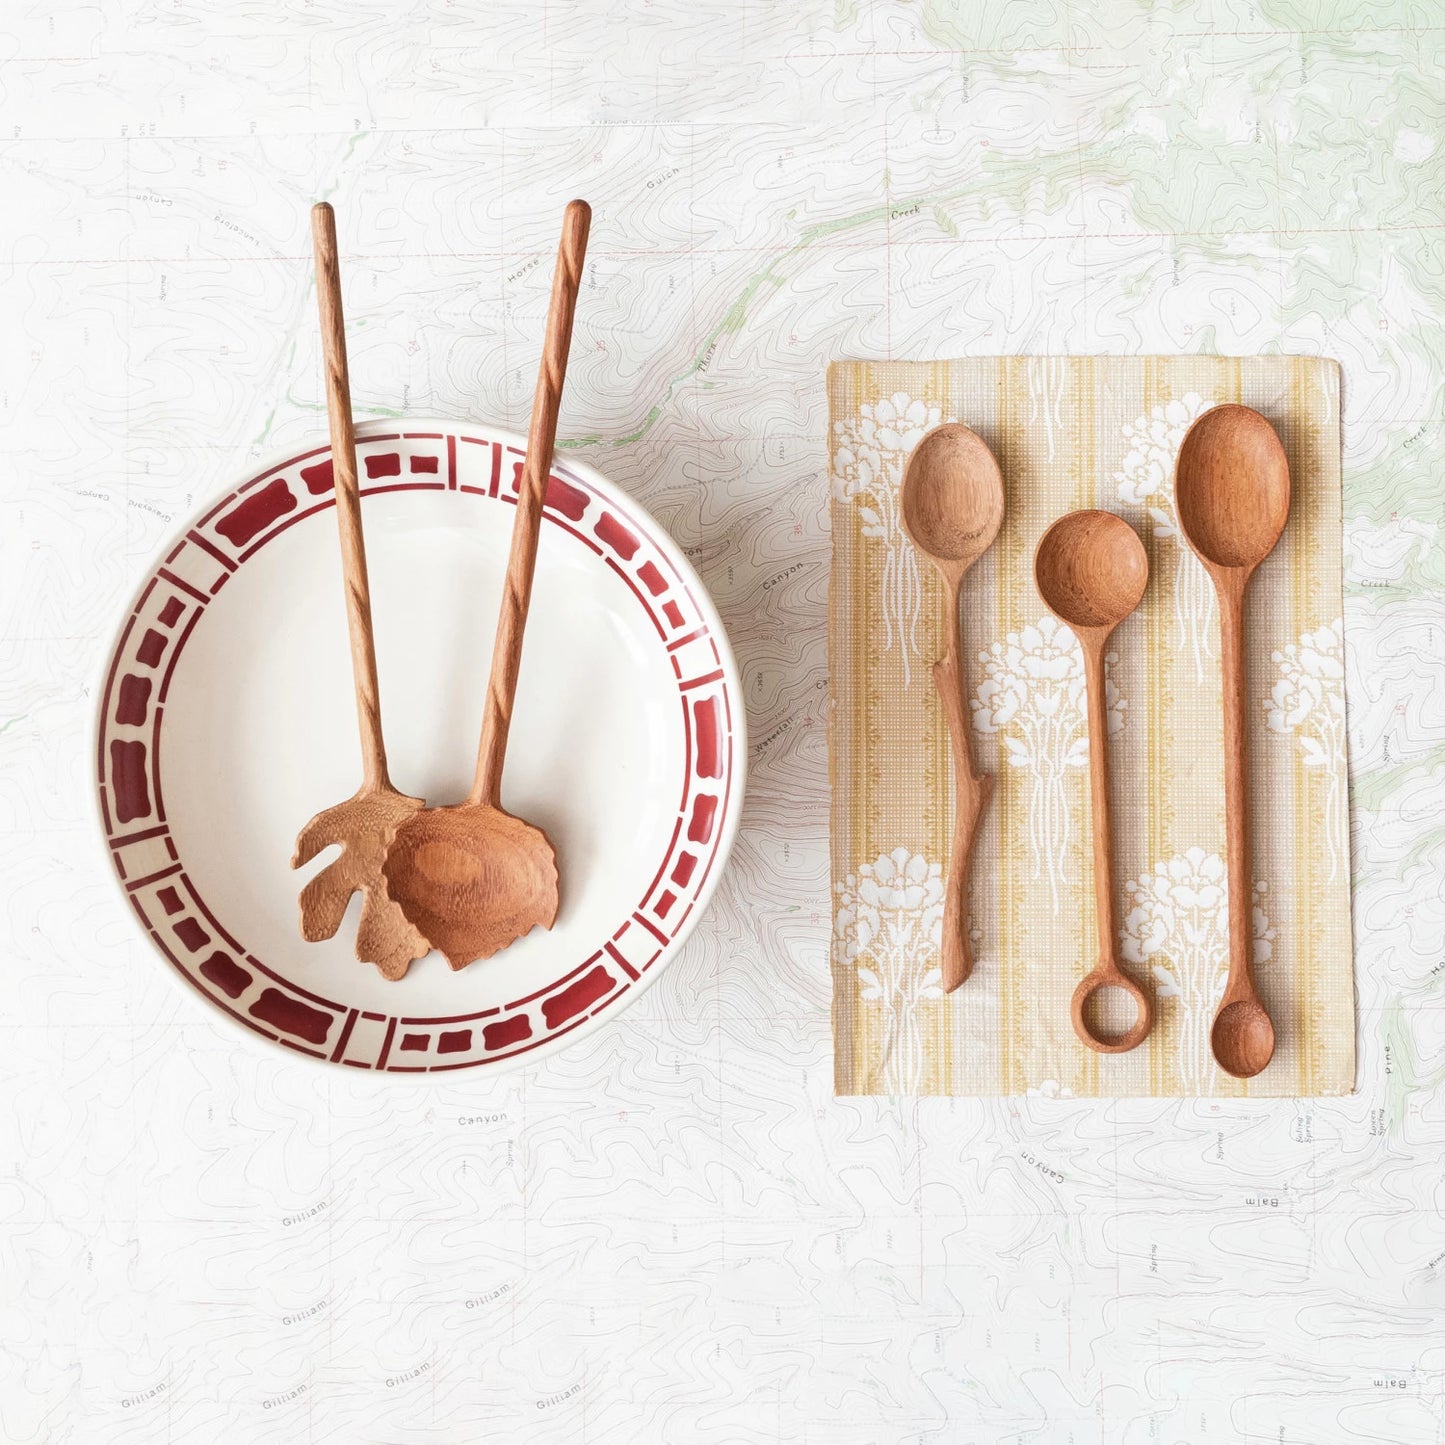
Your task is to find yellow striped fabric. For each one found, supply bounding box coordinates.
[828,356,1352,1097]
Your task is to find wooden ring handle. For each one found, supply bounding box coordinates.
[1070,967,1153,1054]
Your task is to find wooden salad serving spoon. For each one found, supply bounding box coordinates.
[1034,510,1152,1053]
[1174,403,1290,1080]
[899,423,1005,992]
[381,199,591,969]
[292,201,430,979]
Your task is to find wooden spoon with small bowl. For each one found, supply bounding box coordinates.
[381,199,590,969]
[1174,403,1290,1081]
[900,423,1005,992]
[291,201,430,980]
[1034,510,1151,1053]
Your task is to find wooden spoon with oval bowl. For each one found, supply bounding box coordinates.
[899,423,1005,992]
[1174,403,1290,1080]
[1034,510,1151,1053]
[380,200,590,969]
[291,202,430,979]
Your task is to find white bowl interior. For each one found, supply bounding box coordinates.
[160,486,684,1016]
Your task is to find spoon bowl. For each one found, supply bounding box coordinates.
[1175,404,1289,572]
[1034,510,1148,633]
[901,423,1005,576]
[382,802,558,969]
[1211,998,1276,1080]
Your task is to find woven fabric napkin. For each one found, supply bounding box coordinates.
[828,356,1352,1097]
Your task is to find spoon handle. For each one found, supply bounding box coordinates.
[1215,572,1260,1009]
[1080,640,1120,967]
[311,201,390,793]
[932,639,993,993]
[1068,640,1152,1053]
[471,199,591,808]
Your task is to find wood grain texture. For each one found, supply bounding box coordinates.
[381,200,590,970]
[311,201,388,790]
[379,799,559,971]
[900,423,1005,992]
[1175,403,1291,1079]
[1216,580,1260,973]
[1035,509,1152,1053]
[474,198,592,808]
[292,201,430,980]
[292,788,427,979]
[930,631,994,993]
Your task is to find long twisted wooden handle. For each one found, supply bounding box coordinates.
[471,199,591,807]
[312,201,390,792]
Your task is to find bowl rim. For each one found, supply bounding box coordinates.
[89,416,747,1082]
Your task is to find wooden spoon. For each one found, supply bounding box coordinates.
[291,201,430,980]
[1034,510,1151,1053]
[381,200,590,969]
[900,423,1004,992]
[1174,403,1290,1080]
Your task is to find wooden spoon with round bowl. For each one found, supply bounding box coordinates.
[1174,403,1290,1080]
[1034,510,1151,1054]
[380,200,590,969]
[291,201,430,980]
[900,423,1005,992]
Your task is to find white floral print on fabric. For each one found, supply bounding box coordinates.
[1114,391,1219,682]
[831,393,947,687]
[834,848,943,1094]
[1121,848,1276,1092]
[1266,618,1347,882]
[971,614,1125,914]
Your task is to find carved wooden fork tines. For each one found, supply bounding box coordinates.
[291,201,430,980]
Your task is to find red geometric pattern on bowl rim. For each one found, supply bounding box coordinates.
[95,426,740,1072]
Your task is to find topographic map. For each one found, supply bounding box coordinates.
[3,0,1444,1440]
